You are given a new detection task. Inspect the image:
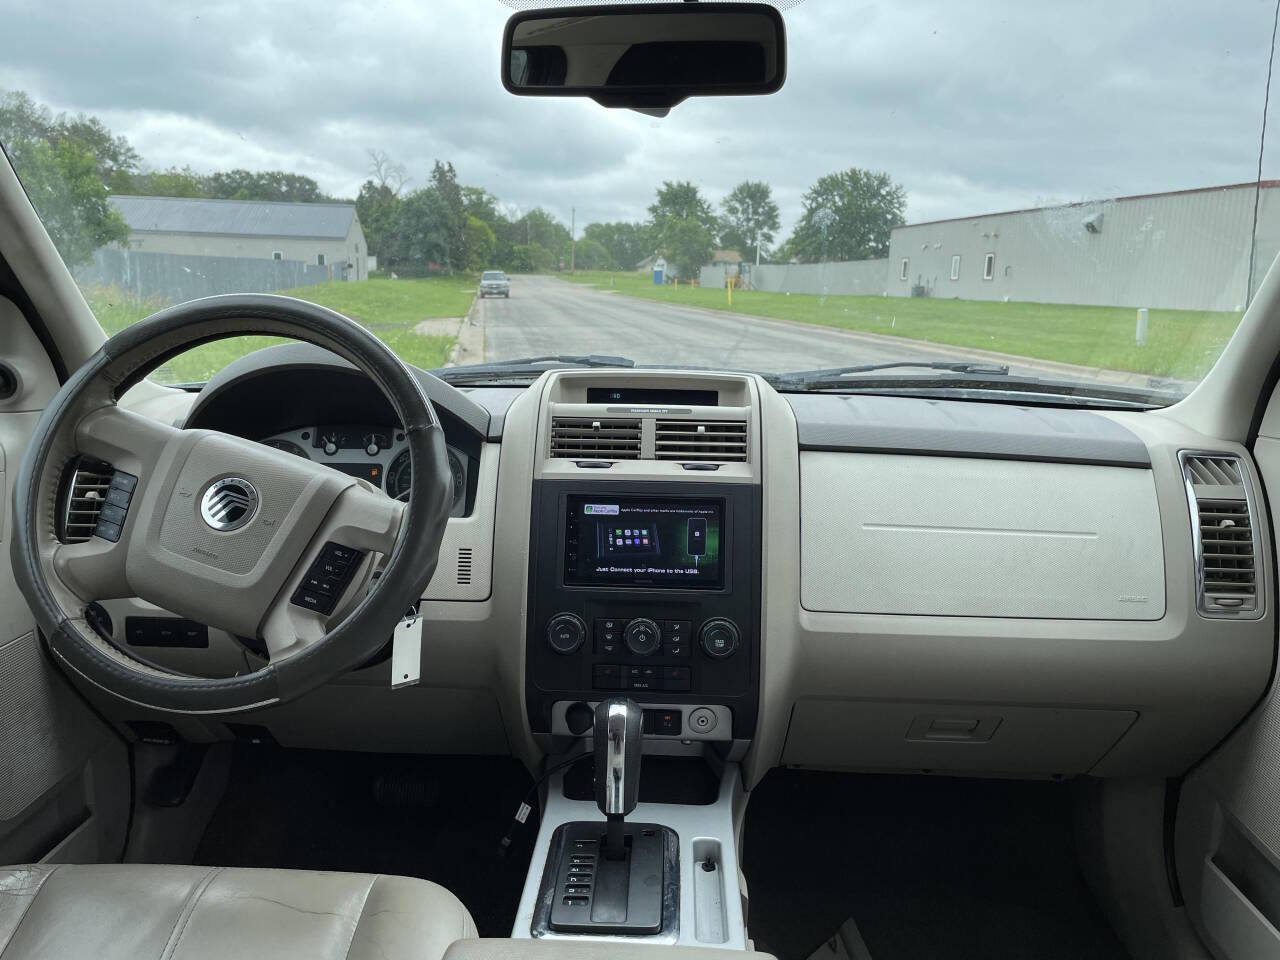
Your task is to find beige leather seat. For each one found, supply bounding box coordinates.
[0,864,475,959]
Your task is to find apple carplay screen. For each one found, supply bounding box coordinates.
[564,497,724,590]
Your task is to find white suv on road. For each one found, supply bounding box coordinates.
[480,271,511,298]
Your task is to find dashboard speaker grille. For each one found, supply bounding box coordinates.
[654,420,748,462]
[60,459,114,544]
[1181,452,1262,618]
[550,417,641,460]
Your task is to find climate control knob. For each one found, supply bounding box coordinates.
[623,617,662,656]
[699,618,740,660]
[546,613,586,655]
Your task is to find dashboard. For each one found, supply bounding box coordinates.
[101,342,1276,790]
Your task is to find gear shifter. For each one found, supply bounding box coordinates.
[541,696,675,935]
[593,696,642,860]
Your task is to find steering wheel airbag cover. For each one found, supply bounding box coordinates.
[12,295,452,714]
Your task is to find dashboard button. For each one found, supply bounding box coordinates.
[302,573,335,596]
[665,642,689,658]
[699,619,741,660]
[592,664,623,690]
[547,613,587,655]
[326,544,359,564]
[662,666,692,692]
[624,618,661,656]
[660,620,691,639]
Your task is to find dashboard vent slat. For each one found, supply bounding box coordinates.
[1181,453,1263,618]
[456,546,473,585]
[550,418,641,460]
[61,459,114,544]
[654,420,747,463]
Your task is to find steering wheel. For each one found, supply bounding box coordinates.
[11,295,452,715]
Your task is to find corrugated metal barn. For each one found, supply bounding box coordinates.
[109,196,368,282]
[884,182,1280,312]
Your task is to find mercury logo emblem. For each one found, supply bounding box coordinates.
[199,477,259,531]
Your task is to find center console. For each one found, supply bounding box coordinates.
[517,370,763,945]
[526,481,761,744]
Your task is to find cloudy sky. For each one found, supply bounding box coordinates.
[4,0,1278,234]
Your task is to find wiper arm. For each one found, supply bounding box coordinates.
[775,361,1010,386]
[479,354,636,369]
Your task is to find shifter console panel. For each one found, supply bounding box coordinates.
[527,481,761,740]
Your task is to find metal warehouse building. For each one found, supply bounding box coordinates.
[886,182,1280,312]
[110,196,369,282]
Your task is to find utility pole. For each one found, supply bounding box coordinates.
[570,206,576,274]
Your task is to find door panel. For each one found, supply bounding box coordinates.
[0,298,129,864]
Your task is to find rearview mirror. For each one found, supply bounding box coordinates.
[502,2,787,115]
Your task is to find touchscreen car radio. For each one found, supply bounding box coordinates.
[564,496,724,589]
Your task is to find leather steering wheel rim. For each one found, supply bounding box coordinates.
[11,294,453,715]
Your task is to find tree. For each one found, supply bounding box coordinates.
[129,166,207,198]
[0,91,140,194]
[583,221,655,270]
[462,187,500,224]
[464,215,497,271]
[429,160,466,270]
[785,168,906,262]
[367,148,408,195]
[510,243,556,273]
[205,169,329,203]
[382,187,453,274]
[355,180,399,258]
[574,237,613,270]
[648,180,717,234]
[663,217,714,282]
[13,138,128,267]
[721,181,780,263]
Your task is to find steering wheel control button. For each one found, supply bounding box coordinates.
[547,613,587,655]
[689,708,718,734]
[199,476,259,532]
[623,617,661,656]
[291,542,365,616]
[93,469,139,542]
[699,619,741,660]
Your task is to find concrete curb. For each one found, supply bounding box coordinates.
[444,292,483,367]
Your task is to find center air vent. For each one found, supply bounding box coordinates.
[655,420,748,462]
[1180,452,1263,618]
[60,459,114,544]
[550,417,641,460]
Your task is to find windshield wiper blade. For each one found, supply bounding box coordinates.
[436,354,637,383]
[775,361,1011,386]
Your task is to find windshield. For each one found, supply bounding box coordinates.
[4,2,1274,403]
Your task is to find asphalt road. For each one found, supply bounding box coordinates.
[475,275,1066,379]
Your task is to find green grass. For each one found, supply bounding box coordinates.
[562,270,1242,381]
[84,275,475,384]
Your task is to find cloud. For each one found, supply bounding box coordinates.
[5,0,1279,233]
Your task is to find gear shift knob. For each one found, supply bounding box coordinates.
[594,696,642,818]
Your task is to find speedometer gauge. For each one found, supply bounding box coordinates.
[385,449,465,509]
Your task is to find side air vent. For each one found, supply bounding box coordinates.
[60,459,114,544]
[457,547,473,586]
[654,420,748,462]
[550,417,641,460]
[1180,452,1263,618]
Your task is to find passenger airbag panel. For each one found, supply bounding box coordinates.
[800,452,1166,619]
